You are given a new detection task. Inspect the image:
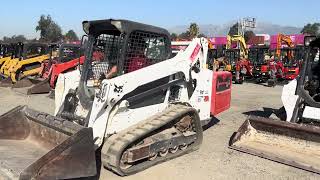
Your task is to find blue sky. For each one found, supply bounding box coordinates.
[1,0,319,39]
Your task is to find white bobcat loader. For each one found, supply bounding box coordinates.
[0,19,231,179]
[229,36,320,174]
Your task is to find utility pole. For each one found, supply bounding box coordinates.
[239,17,256,36]
[237,17,257,48]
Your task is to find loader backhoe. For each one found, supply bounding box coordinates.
[0,19,231,179]
[230,36,320,174]
[0,42,49,86]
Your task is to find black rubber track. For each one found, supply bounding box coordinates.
[101,104,203,176]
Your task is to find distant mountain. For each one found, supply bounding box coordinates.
[168,21,302,36]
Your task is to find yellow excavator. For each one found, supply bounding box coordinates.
[226,35,248,57]
[0,42,50,86]
[225,35,248,72]
[225,35,252,83]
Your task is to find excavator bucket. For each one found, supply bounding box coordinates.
[229,115,320,174]
[0,106,97,179]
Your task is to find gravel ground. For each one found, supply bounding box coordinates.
[0,83,319,180]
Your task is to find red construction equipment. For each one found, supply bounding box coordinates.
[16,44,84,94]
[267,34,294,86]
[283,46,305,80]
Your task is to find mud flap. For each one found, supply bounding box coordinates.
[0,106,97,179]
[229,115,320,174]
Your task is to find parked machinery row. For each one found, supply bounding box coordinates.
[0,42,85,96]
[205,33,305,86]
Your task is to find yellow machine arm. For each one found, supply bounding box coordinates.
[0,56,11,68]
[276,33,294,59]
[226,35,248,58]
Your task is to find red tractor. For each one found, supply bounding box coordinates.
[234,57,253,84]
[266,57,285,86]
[248,46,270,83]
[282,46,304,80]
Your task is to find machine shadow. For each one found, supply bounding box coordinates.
[202,117,221,131]
[242,106,286,120]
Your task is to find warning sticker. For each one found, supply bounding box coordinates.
[190,44,201,62]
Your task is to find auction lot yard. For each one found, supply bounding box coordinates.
[0,83,318,180]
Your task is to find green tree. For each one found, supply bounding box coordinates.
[301,23,320,35]
[228,23,239,36]
[198,33,207,38]
[170,33,178,40]
[244,30,255,42]
[178,32,190,39]
[64,30,79,41]
[2,35,27,43]
[36,15,63,42]
[188,23,199,38]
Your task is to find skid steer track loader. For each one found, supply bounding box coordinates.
[0,43,17,72]
[0,42,49,87]
[0,19,231,179]
[229,36,320,174]
[14,43,84,95]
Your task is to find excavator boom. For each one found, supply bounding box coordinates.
[276,33,294,59]
[227,35,248,58]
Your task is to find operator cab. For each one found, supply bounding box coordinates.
[78,19,172,107]
[223,49,240,71]
[289,36,320,123]
[0,44,11,58]
[58,44,83,63]
[21,43,49,60]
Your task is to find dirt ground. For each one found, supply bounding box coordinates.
[0,83,319,180]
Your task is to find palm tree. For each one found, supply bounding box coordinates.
[188,23,199,38]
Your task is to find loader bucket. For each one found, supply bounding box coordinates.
[229,115,320,174]
[26,79,51,95]
[11,78,40,88]
[0,106,97,179]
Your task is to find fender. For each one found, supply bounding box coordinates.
[54,69,81,115]
[50,56,85,88]
[281,79,298,122]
